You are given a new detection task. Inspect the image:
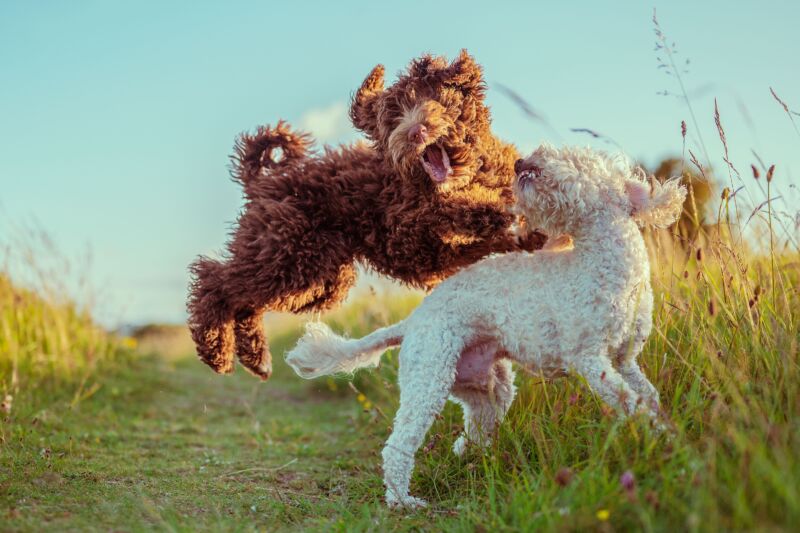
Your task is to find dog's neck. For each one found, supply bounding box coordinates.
[564,211,641,247]
[565,215,649,284]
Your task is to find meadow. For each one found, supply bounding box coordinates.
[3,24,800,527]
[2,180,799,532]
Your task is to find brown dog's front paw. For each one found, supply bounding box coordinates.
[541,233,574,253]
[246,362,273,381]
[238,352,273,381]
[199,354,236,375]
[516,229,548,252]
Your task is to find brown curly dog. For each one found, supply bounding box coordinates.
[187,50,546,380]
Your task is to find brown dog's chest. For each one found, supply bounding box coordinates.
[358,183,512,287]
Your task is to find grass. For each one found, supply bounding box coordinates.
[1,234,798,531]
[0,272,134,413]
[2,160,799,532]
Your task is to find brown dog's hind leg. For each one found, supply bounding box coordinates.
[232,263,357,379]
[192,320,236,374]
[233,308,271,380]
[187,258,236,374]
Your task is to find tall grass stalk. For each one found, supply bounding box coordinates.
[0,237,131,416]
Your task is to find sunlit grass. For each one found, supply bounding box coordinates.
[1,219,797,531]
[2,189,798,532]
[0,273,132,413]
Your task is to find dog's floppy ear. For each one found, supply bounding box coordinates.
[446,49,484,93]
[625,176,687,228]
[350,64,385,137]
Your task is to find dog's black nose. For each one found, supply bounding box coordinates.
[514,158,525,175]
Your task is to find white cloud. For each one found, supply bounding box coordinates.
[298,101,360,145]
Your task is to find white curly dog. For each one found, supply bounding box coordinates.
[286,144,686,508]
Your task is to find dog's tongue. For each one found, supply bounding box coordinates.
[423,145,452,183]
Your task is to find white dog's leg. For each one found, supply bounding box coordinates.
[573,356,644,417]
[614,319,660,413]
[382,332,460,509]
[452,359,516,456]
[452,391,494,456]
[617,361,659,411]
[493,359,517,411]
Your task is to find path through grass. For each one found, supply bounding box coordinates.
[3,264,799,532]
[1,332,400,532]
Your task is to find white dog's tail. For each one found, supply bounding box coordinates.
[285,321,405,379]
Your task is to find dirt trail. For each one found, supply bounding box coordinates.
[3,354,379,531]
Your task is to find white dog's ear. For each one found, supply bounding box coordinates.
[625,177,687,228]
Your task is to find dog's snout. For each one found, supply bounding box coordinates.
[514,159,543,179]
[408,124,428,145]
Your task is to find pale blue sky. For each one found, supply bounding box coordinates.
[1,1,798,325]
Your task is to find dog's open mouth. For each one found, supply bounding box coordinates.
[516,164,543,188]
[420,144,453,183]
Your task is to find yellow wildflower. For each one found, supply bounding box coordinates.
[121,337,138,349]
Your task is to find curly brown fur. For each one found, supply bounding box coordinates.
[187,50,547,379]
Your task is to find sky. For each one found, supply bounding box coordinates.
[1,0,798,325]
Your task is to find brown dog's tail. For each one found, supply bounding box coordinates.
[231,120,313,197]
[187,257,235,375]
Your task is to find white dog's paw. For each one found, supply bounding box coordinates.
[648,396,661,414]
[453,434,493,456]
[453,436,468,457]
[649,415,673,436]
[386,493,428,509]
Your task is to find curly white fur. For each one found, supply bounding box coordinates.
[286,144,686,508]
[287,321,404,378]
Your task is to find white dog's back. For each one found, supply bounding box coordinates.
[404,218,649,368]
